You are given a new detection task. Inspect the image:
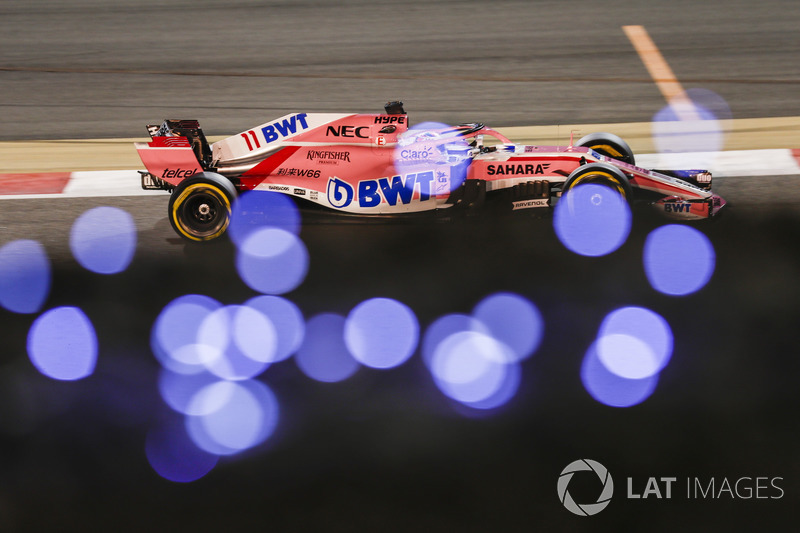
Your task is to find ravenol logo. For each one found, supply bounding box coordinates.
[557,459,614,516]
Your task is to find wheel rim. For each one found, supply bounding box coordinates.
[569,171,627,199]
[172,184,231,240]
[589,143,625,160]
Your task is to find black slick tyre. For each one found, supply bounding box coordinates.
[562,162,632,201]
[576,132,636,165]
[168,172,237,242]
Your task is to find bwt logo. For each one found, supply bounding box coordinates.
[557,459,614,516]
[261,113,309,143]
[326,172,436,209]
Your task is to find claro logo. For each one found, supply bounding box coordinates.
[557,459,614,516]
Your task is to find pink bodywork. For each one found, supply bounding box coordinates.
[136,112,722,219]
[136,136,203,188]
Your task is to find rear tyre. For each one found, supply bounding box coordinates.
[168,172,237,242]
[562,162,632,201]
[576,132,635,165]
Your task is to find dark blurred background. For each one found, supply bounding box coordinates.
[1,1,799,530]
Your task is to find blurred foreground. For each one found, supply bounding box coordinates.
[0,200,798,531]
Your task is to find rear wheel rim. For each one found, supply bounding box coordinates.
[173,184,231,240]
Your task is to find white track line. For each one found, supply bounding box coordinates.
[623,24,701,121]
[0,149,798,200]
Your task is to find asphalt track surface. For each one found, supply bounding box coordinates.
[1,1,800,531]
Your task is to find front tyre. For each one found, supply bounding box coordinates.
[576,132,635,166]
[168,172,237,242]
[562,162,632,201]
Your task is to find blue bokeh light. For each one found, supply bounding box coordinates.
[295,313,360,383]
[595,334,659,380]
[186,381,261,453]
[687,88,732,122]
[151,294,223,375]
[421,313,489,369]
[27,306,97,381]
[244,295,305,363]
[457,356,521,411]
[344,298,419,369]
[229,191,301,247]
[554,183,632,257]
[652,89,730,155]
[197,305,276,380]
[238,379,280,449]
[394,121,471,195]
[158,369,222,415]
[644,225,715,296]
[430,331,518,407]
[69,206,136,274]
[472,292,543,362]
[0,239,51,314]
[185,379,279,456]
[236,228,309,295]
[597,306,673,379]
[146,418,218,482]
[581,342,659,408]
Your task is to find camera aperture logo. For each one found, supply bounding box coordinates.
[557,459,614,516]
[558,460,785,516]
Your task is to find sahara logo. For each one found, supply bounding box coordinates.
[486,163,551,175]
[557,459,614,516]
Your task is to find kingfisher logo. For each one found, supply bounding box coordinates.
[557,459,614,516]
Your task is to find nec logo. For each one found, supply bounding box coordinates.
[261,113,309,143]
[326,125,369,138]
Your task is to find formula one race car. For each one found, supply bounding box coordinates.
[135,101,725,242]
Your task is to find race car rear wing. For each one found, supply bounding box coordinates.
[146,119,212,169]
[136,119,212,189]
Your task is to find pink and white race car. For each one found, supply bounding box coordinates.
[135,101,725,241]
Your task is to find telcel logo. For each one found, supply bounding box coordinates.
[161,168,196,179]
